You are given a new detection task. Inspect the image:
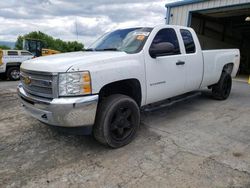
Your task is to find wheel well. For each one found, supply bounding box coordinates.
[99,79,142,106]
[208,63,234,89]
[222,63,234,75]
[6,63,21,69]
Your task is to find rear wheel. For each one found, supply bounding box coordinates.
[6,67,20,81]
[212,72,232,100]
[93,94,140,148]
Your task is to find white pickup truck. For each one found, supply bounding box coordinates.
[18,25,240,148]
[0,50,33,80]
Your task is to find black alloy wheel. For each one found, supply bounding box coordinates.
[93,94,140,148]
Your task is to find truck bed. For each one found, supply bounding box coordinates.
[201,49,240,88]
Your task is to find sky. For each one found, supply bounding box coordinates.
[0,0,177,47]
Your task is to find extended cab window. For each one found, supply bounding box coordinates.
[180,29,196,54]
[7,51,18,56]
[21,51,33,56]
[150,28,181,56]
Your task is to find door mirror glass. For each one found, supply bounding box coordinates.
[149,42,175,58]
[149,28,180,58]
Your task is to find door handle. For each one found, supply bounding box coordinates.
[176,61,185,65]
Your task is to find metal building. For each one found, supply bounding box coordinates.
[166,0,250,75]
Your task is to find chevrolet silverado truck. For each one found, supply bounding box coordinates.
[17,25,240,148]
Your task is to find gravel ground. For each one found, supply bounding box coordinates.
[0,81,250,188]
[0,81,19,90]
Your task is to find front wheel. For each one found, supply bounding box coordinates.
[212,72,232,100]
[93,94,140,148]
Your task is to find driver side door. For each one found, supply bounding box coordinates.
[145,28,187,104]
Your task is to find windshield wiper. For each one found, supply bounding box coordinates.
[85,48,94,51]
[96,48,120,51]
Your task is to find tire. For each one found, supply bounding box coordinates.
[212,72,232,100]
[6,67,20,81]
[93,94,140,148]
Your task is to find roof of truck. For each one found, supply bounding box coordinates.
[1,50,33,56]
[2,50,30,52]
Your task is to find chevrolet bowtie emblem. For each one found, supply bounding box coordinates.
[24,76,31,85]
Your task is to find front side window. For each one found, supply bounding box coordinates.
[150,28,181,56]
[87,27,152,54]
[180,29,196,54]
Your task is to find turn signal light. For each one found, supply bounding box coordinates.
[83,83,91,94]
[83,72,91,82]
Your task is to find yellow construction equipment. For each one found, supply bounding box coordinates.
[23,38,60,57]
[42,48,60,56]
[248,76,250,84]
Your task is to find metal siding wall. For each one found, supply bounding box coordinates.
[177,6,182,25]
[169,0,250,25]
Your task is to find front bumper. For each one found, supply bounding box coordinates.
[17,84,98,127]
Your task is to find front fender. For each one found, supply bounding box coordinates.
[90,55,146,105]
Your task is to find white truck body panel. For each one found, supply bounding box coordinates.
[20,25,240,107]
[182,28,204,92]
[0,50,33,73]
[22,51,147,105]
[143,25,204,104]
[201,49,240,88]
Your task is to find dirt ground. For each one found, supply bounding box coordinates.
[0,81,250,188]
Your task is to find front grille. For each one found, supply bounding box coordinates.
[20,69,57,99]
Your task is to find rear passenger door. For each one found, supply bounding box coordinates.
[21,51,34,61]
[180,29,203,91]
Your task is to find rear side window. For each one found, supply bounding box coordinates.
[151,28,180,55]
[7,51,18,56]
[180,29,196,54]
[21,51,32,56]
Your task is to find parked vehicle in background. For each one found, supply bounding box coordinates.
[0,49,33,80]
[17,25,240,148]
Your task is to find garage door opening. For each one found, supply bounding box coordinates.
[189,4,250,76]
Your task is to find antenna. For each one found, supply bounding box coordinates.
[75,17,79,41]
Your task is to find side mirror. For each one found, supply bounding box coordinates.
[149,42,175,58]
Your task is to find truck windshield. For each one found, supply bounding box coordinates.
[87,27,152,54]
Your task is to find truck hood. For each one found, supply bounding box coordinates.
[21,51,130,72]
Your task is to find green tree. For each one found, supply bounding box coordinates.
[15,31,84,52]
[0,45,11,50]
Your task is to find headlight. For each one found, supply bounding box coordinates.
[58,71,91,96]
